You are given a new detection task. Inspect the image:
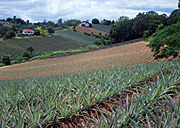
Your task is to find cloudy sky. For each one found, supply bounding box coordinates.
[0,0,178,23]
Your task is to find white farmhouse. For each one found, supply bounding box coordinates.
[79,23,90,27]
[22,29,34,36]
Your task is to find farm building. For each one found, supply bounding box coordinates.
[79,23,90,27]
[22,29,34,36]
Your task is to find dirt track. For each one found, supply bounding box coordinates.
[0,41,163,80]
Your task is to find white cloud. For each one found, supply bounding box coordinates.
[0,0,178,22]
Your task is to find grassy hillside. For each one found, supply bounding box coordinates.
[92,24,112,32]
[55,30,96,45]
[0,60,179,127]
[0,35,87,60]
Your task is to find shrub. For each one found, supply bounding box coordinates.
[85,45,99,49]
[143,30,149,40]
[17,56,29,61]
[93,38,105,46]
[1,54,11,65]
[22,51,31,58]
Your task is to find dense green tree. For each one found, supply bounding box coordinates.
[109,11,167,43]
[18,28,23,34]
[143,30,149,40]
[34,28,40,35]
[47,21,55,27]
[6,18,12,22]
[0,26,9,37]
[147,2,180,59]
[92,18,99,24]
[47,26,55,34]
[147,22,180,59]
[117,16,129,22]
[26,20,30,25]
[27,46,34,56]
[63,19,81,26]
[167,9,178,25]
[1,54,11,65]
[58,18,62,26]
[110,18,134,43]
[101,19,112,25]
[3,30,16,40]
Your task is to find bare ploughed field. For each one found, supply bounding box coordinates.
[76,26,107,35]
[0,41,164,80]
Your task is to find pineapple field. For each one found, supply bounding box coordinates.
[0,60,179,127]
[0,40,179,127]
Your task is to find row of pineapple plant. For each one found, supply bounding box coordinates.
[0,60,179,127]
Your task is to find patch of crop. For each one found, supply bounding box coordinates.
[0,60,179,127]
[1,35,86,61]
[55,30,96,45]
[92,24,112,33]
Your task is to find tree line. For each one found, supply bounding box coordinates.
[109,11,168,43]
[147,1,180,59]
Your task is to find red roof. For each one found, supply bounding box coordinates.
[80,23,88,25]
[23,29,33,32]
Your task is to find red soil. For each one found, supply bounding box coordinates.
[76,26,107,35]
[0,41,165,80]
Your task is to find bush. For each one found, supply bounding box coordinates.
[93,38,105,46]
[17,56,29,61]
[1,54,11,65]
[143,30,149,40]
[22,51,31,58]
[85,45,99,49]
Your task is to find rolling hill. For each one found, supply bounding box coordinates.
[0,41,169,80]
[0,35,87,60]
[0,40,179,128]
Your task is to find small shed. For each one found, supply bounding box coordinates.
[22,29,34,35]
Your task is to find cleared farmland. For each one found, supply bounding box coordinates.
[55,30,96,45]
[0,41,170,80]
[1,35,86,60]
[75,25,107,35]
